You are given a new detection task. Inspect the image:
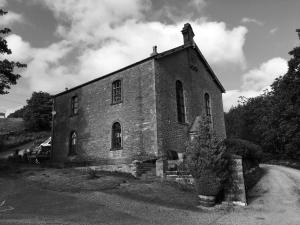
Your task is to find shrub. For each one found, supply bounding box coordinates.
[185,116,230,196]
[223,138,262,167]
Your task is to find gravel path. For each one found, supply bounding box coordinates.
[0,164,300,225]
[214,164,300,225]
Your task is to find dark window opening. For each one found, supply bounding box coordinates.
[176,80,185,123]
[71,96,79,115]
[112,122,122,149]
[112,80,122,104]
[69,131,77,155]
[205,93,212,123]
[166,150,179,160]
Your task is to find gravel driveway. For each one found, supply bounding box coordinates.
[0,164,300,225]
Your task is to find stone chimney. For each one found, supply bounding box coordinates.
[151,45,158,56]
[296,29,300,40]
[181,23,195,45]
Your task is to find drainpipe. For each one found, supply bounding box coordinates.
[51,97,56,162]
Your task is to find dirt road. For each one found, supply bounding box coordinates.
[0,164,299,225]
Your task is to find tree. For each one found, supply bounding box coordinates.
[7,105,27,118]
[23,92,52,131]
[0,9,26,94]
[225,30,300,160]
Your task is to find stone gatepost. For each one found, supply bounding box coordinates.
[225,155,247,206]
[131,160,141,177]
[156,158,167,178]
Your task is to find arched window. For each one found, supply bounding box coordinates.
[176,80,185,123]
[69,131,77,155]
[71,96,79,115]
[204,93,212,122]
[111,122,122,149]
[112,80,122,104]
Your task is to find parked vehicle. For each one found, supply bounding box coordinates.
[27,137,51,163]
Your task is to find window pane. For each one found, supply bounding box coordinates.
[112,122,122,149]
[70,131,77,155]
[205,93,212,122]
[176,81,185,123]
[72,96,79,115]
[112,80,122,104]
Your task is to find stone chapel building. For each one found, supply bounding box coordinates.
[52,23,226,175]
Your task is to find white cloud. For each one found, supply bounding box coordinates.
[5,0,247,98]
[0,0,7,7]
[223,57,288,111]
[242,57,288,91]
[41,0,151,43]
[270,28,278,34]
[223,89,261,112]
[2,34,32,62]
[241,17,264,26]
[0,11,24,26]
[193,20,247,67]
[189,0,206,11]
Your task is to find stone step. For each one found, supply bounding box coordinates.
[138,163,156,180]
[165,170,190,176]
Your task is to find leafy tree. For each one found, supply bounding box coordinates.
[7,105,27,118]
[268,42,300,158]
[0,9,26,94]
[225,31,300,160]
[23,92,52,131]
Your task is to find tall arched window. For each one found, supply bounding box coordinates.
[111,122,122,149]
[71,96,79,115]
[176,80,185,123]
[112,80,122,104]
[69,131,77,155]
[204,93,212,123]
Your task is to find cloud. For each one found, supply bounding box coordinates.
[0,0,24,26]
[242,57,288,91]
[0,11,24,26]
[223,89,261,112]
[193,20,247,67]
[144,0,206,23]
[241,17,264,26]
[0,0,6,7]
[270,28,278,34]
[2,34,32,62]
[5,0,247,101]
[189,0,206,11]
[223,57,288,111]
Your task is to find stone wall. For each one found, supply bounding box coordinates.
[52,60,158,165]
[225,156,247,206]
[155,47,226,158]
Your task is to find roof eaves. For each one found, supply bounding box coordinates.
[154,44,190,59]
[153,43,225,93]
[53,56,155,97]
[193,44,226,93]
[53,45,192,98]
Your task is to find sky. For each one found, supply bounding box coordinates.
[0,0,299,116]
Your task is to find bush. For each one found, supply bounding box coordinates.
[224,138,262,167]
[185,116,230,196]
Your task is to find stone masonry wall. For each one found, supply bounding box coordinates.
[52,60,158,165]
[155,47,226,158]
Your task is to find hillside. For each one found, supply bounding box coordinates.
[0,118,50,152]
[0,118,25,135]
